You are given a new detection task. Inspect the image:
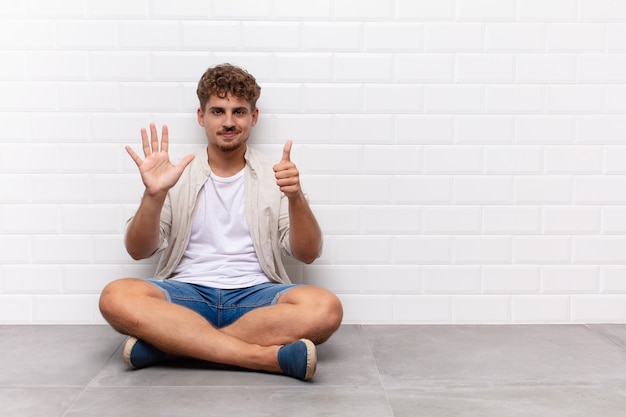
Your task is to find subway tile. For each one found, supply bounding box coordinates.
[364,84,423,113]
[364,23,423,51]
[395,53,455,83]
[395,115,454,143]
[517,54,577,83]
[119,21,179,50]
[393,175,452,204]
[518,0,577,21]
[393,236,452,264]
[452,295,510,323]
[421,266,481,293]
[515,116,575,145]
[547,24,606,52]
[274,116,332,145]
[579,0,626,21]
[546,86,605,114]
[541,266,600,293]
[334,53,393,82]
[242,22,299,50]
[484,146,543,174]
[333,0,393,20]
[482,207,541,234]
[88,0,148,17]
[457,0,515,21]
[213,0,270,18]
[544,146,603,173]
[332,115,394,144]
[454,236,511,264]
[513,237,571,264]
[453,176,513,204]
[363,146,422,174]
[514,177,573,204]
[181,21,241,50]
[485,23,545,52]
[511,295,570,323]
[455,54,515,83]
[395,0,455,21]
[362,266,420,293]
[483,266,540,293]
[302,23,361,51]
[56,19,117,50]
[273,0,331,19]
[362,206,421,234]
[392,295,451,323]
[425,23,484,52]
[90,52,151,81]
[455,116,514,144]
[485,85,544,114]
[422,206,482,234]
[151,0,210,18]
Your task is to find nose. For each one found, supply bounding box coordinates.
[223,112,235,128]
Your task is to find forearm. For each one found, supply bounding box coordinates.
[287,192,322,264]
[125,191,167,260]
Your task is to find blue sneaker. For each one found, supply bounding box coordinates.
[277,339,317,381]
[123,337,167,370]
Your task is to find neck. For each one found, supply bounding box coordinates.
[206,144,247,177]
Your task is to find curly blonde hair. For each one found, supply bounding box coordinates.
[196,63,261,111]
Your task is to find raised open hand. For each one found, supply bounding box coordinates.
[126,123,195,197]
[273,140,301,199]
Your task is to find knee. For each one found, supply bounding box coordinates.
[98,278,147,325]
[98,279,128,322]
[311,291,343,343]
[322,292,343,331]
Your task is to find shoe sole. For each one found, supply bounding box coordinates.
[122,336,138,369]
[301,339,317,381]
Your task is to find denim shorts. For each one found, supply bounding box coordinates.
[147,279,299,328]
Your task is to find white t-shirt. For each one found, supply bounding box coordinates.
[172,168,270,289]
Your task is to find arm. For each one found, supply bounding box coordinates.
[273,140,322,264]
[125,123,194,260]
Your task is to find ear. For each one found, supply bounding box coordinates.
[251,107,259,126]
[197,107,205,127]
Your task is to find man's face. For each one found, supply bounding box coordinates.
[197,93,259,153]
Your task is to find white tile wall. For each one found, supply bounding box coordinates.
[2,0,626,324]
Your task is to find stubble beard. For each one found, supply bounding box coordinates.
[215,133,249,153]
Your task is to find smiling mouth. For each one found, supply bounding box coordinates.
[219,131,240,138]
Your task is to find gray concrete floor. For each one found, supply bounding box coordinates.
[1,324,626,416]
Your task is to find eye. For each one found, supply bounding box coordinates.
[234,109,247,115]
[212,109,223,115]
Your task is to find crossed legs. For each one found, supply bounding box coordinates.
[98,278,343,374]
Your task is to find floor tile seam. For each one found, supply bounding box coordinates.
[381,380,626,390]
[60,384,91,417]
[361,325,396,417]
[585,324,626,351]
[0,384,86,389]
[85,383,369,389]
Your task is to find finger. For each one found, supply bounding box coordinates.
[161,125,169,153]
[150,123,159,152]
[140,128,150,156]
[125,145,144,167]
[176,154,195,172]
[281,140,292,162]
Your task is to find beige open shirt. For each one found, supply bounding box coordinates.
[126,146,318,284]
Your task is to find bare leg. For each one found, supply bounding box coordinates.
[221,286,343,346]
[99,278,281,373]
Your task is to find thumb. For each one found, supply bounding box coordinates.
[281,140,292,162]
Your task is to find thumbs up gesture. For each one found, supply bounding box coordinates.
[273,140,301,199]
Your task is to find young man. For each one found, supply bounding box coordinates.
[99,64,343,381]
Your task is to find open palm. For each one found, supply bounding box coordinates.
[126,123,195,196]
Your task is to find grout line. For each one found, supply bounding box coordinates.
[361,324,397,417]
